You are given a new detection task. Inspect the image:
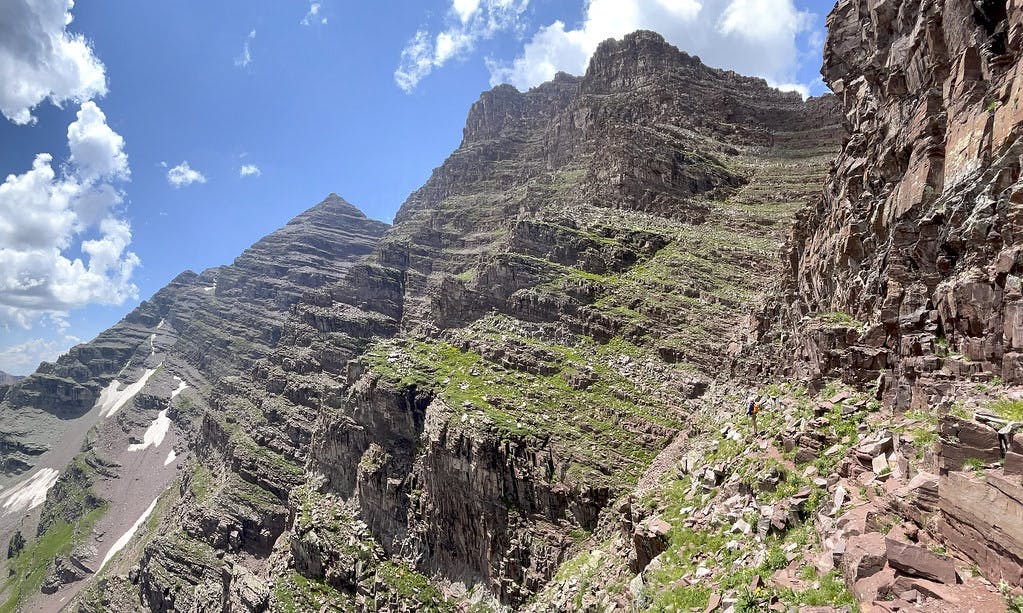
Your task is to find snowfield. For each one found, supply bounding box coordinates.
[127,378,187,452]
[95,368,158,418]
[99,495,159,571]
[0,468,59,515]
[127,408,170,452]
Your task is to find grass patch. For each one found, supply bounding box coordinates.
[991,399,1023,421]
[0,505,106,613]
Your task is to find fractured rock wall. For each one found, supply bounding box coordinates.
[747,0,1023,410]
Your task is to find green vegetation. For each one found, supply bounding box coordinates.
[273,571,355,613]
[362,329,682,487]
[814,311,863,329]
[964,457,986,473]
[375,562,452,610]
[991,399,1023,422]
[0,505,106,613]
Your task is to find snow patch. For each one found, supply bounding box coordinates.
[127,409,170,452]
[0,468,59,516]
[127,378,187,453]
[156,318,165,330]
[148,333,156,356]
[100,496,159,571]
[95,368,157,418]
[203,284,215,293]
[171,377,187,398]
[164,449,177,466]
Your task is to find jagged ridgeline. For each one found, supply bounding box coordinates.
[0,32,841,611]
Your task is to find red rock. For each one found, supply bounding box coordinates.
[937,416,1002,470]
[702,591,721,613]
[891,576,961,604]
[841,532,887,583]
[884,538,957,584]
[937,471,1023,586]
[852,565,896,602]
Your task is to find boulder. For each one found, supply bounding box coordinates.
[937,416,1002,471]
[884,538,957,584]
[630,515,670,573]
[937,471,1023,586]
[841,532,887,583]
[851,565,896,602]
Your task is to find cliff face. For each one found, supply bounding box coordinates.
[746,0,1023,411]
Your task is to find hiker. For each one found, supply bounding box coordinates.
[747,396,759,435]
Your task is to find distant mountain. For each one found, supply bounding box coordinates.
[0,370,22,385]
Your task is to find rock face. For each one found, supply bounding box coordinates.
[743,0,1023,411]
[4,6,1023,611]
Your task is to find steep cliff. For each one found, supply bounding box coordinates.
[744,0,1023,410]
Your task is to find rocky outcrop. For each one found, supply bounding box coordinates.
[742,0,1023,411]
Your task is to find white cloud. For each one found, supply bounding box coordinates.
[67,102,129,181]
[0,335,80,375]
[235,29,256,67]
[0,102,138,331]
[301,2,327,26]
[0,0,107,125]
[166,161,206,188]
[452,0,481,22]
[395,0,529,92]
[487,0,815,94]
[239,164,261,178]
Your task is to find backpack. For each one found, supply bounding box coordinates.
[747,401,758,415]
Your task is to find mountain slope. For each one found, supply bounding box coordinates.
[0,196,388,612]
[1,30,853,613]
[51,31,843,612]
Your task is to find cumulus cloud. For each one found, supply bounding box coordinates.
[0,102,139,331]
[395,0,529,92]
[235,29,256,68]
[0,338,72,376]
[166,161,206,188]
[487,0,815,94]
[301,2,327,26]
[0,0,107,124]
[239,164,261,178]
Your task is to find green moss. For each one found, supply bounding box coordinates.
[361,333,678,487]
[778,569,855,607]
[814,312,863,329]
[375,562,452,610]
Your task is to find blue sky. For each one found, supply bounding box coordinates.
[0,0,831,374]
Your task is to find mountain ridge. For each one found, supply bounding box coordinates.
[1,12,1022,613]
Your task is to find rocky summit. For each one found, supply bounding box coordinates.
[1,3,1023,612]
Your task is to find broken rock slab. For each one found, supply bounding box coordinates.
[841,532,887,583]
[884,538,957,585]
[630,515,670,573]
[937,415,1002,471]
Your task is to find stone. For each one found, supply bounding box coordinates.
[937,471,1023,586]
[829,485,847,517]
[630,516,671,573]
[852,565,896,603]
[884,538,958,585]
[938,416,1003,471]
[841,532,887,583]
[731,518,753,535]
